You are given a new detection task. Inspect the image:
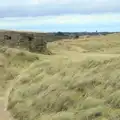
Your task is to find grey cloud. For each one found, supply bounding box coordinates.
[0,0,120,17]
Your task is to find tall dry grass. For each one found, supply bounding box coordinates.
[4,33,120,120]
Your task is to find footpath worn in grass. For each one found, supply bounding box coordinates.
[1,33,120,120]
[0,46,42,120]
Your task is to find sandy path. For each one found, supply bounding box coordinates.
[0,98,10,120]
[61,51,120,61]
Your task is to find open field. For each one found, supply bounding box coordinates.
[0,33,120,120]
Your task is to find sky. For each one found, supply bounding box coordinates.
[0,0,120,32]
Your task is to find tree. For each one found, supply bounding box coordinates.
[55,32,65,36]
[74,34,79,39]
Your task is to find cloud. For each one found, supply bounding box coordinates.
[0,0,34,6]
[0,13,120,32]
[0,0,120,32]
[0,0,120,17]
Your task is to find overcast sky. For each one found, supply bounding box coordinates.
[0,0,120,32]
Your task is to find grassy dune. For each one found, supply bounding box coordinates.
[0,46,40,95]
[0,33,120,120]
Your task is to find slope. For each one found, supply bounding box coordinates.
[6,33,120,120]
[0,33,120,120]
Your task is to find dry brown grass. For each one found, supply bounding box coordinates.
[0,33,120,120]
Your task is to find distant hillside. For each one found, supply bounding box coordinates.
[0,30,69,43]
[0,30,69,54]
[0,30,118,44]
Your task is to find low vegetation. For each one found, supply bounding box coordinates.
[0,33,120,120]
[0,46,40,95]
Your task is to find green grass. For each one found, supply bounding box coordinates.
[0,33,120,120]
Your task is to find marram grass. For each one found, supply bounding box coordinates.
[0,33,120,120]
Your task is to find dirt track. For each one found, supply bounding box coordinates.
[0,98,9,120]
